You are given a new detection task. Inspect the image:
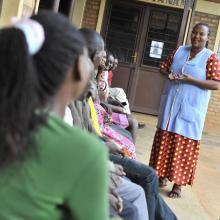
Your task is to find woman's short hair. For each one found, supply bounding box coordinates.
[79,28,104,60]
[32,11,86,105]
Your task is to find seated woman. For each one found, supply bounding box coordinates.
[106,52,146,129]
[79,28,177,220]
[0,11,111,220]
[96,52,138,143]
[107,52,131,115]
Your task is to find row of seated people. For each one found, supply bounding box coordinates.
[0,11,176,220]
[64,28,177,220]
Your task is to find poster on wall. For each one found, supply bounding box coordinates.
[149,40,164,59]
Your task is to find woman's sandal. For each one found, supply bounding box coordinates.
[159,177,168,188]
[168,184,181,198]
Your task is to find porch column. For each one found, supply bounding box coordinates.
[177,0,197,46]
[0,0,23,27]
[70,0,86,27]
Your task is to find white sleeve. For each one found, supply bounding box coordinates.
[64,107,73,126]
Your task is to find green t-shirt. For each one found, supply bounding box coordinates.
[0,115,109,220]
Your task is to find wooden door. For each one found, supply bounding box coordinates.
[130,7,183,115]
[103,0,193,115]
[102,1,143,94]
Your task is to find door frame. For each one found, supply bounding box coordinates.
[177,0,197,45]
[101,0,195,50]
[129,5,184,113]
[101,0,145,96]
[126,5,150,102]
[101,0,197,114]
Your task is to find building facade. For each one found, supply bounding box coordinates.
[0,0,220,129]
[80,0,220,129]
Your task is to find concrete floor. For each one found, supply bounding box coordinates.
[133,113,220,220]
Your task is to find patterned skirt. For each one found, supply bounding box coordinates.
[149,129,200,186]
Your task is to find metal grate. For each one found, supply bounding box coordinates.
[142,10,182,67]
[106,4,141,63]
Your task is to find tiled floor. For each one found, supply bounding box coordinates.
[133,112,220,220]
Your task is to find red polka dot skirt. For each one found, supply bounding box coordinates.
[149,129,200,186]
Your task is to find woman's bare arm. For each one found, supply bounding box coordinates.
[178,74,220,90]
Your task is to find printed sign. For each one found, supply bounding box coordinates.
[152,0,185,7]
[138,0,185,8]
[149,41,164,59]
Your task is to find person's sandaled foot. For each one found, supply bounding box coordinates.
[159,177,168,188]
[168,184,181,198]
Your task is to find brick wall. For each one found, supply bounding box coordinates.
[207,91,220,128]
[190,11,220,128]
[81,0,101,29]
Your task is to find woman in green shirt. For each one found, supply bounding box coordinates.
[0,11,110,220]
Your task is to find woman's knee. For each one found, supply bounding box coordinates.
[139,164,158,184]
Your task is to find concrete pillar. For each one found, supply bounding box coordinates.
[0,0,24,27]
[70,0,86,28]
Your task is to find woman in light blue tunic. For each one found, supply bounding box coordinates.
[149,23,220,198]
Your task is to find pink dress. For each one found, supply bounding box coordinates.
[95,103,136,160]
[111,112,129,129]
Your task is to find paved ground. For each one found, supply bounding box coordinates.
[133,113,220,220]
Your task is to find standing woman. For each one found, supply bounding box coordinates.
[0,11,111,220]
[149,23,220,198]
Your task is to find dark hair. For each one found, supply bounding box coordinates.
[193,23,210,35]
[193,23,210,48]
[0,11,86,167]
[0,27,42,167]
[112,52,119,60]
[106,50,114,60]
[107,50,119,61]
[79,28,104,60]
[32,11,86,105]
[105,50,114,70]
